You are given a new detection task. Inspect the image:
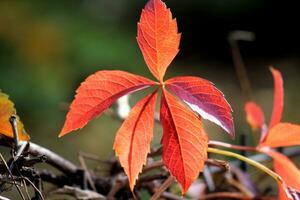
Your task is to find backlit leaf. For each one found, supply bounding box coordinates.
[137,0,181,81]
[269,67,284,129]
[59,70,156,137]
[0,91,29,141]
[245,101,265,131]
[113,91,158,191]
[165,76,234,137]
[260,123,300,148]
[160,89,208,194]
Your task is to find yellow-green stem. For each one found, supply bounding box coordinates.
[207,147,282,183]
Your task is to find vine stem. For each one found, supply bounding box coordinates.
[207,147,282,183]
[209,140,257,151]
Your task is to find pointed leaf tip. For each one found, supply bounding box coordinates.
[113,91,158,191]
[166,76,235,137]
[160,89,208,194]
[269,67,284,128]
[59,70,156,137]
[137,0,180,81]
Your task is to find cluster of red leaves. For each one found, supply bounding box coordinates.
[245,68,300,200]
[59,0,234,194]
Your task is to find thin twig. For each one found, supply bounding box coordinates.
[208,147,300,174]
[203,166,215,191]
[138,173,168,184]
[0,153,25,200]
[230,165,258,196]
[9,115,19,152]
[207,148,282,183]
[201,192,249,200]
[21,179,31,200]
[0,174,22,185]
[107,174,128,199]
[0,195,11,200]
[78,151,111,164]
[228,30,255,100]
[143,160,164,173]
[225,173,254,197]
[206,159,229,171]
[150,176,175,200]
[22,176,44,200]
[149,147,163,157]
[78,154,97,191]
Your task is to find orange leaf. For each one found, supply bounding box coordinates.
[113,91,158,191]
[166,76,234,137]
[245,101,265,131]
[0,92,29,141]
[59,70,156,137]
[260,123,300,148]
[160,89,208,194]
[269,67,284,128]
[263,150,300,200]
[137,0,181,81]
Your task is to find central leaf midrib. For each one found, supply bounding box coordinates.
[153,0,168,79]
[128,93,155,183]
[163,91,187,186]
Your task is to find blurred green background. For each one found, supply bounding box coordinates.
[0,0,299,191]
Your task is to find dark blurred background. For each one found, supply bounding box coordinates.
[0,0,299,180]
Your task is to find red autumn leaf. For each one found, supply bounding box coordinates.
[59,70,156,137]
[0,91,29,141]
[160,89,208,194]
[244,101,265,131]
[165,76,234,137]
[262,150,300,200]
[113,91,158,190]
[137,0,181,81]
[269,67,284,129]
[260,123,300,148]
[59,0,235,194]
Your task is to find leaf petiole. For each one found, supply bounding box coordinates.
[209,140,257,151]
[207,147,282,183]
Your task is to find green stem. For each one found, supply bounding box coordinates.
[209,140,257,151]
[207,147,282,183]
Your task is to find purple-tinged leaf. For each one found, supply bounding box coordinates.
[165,76,234,137]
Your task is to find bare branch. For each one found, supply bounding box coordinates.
[20,141,78,175]
[151,176,175,200]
